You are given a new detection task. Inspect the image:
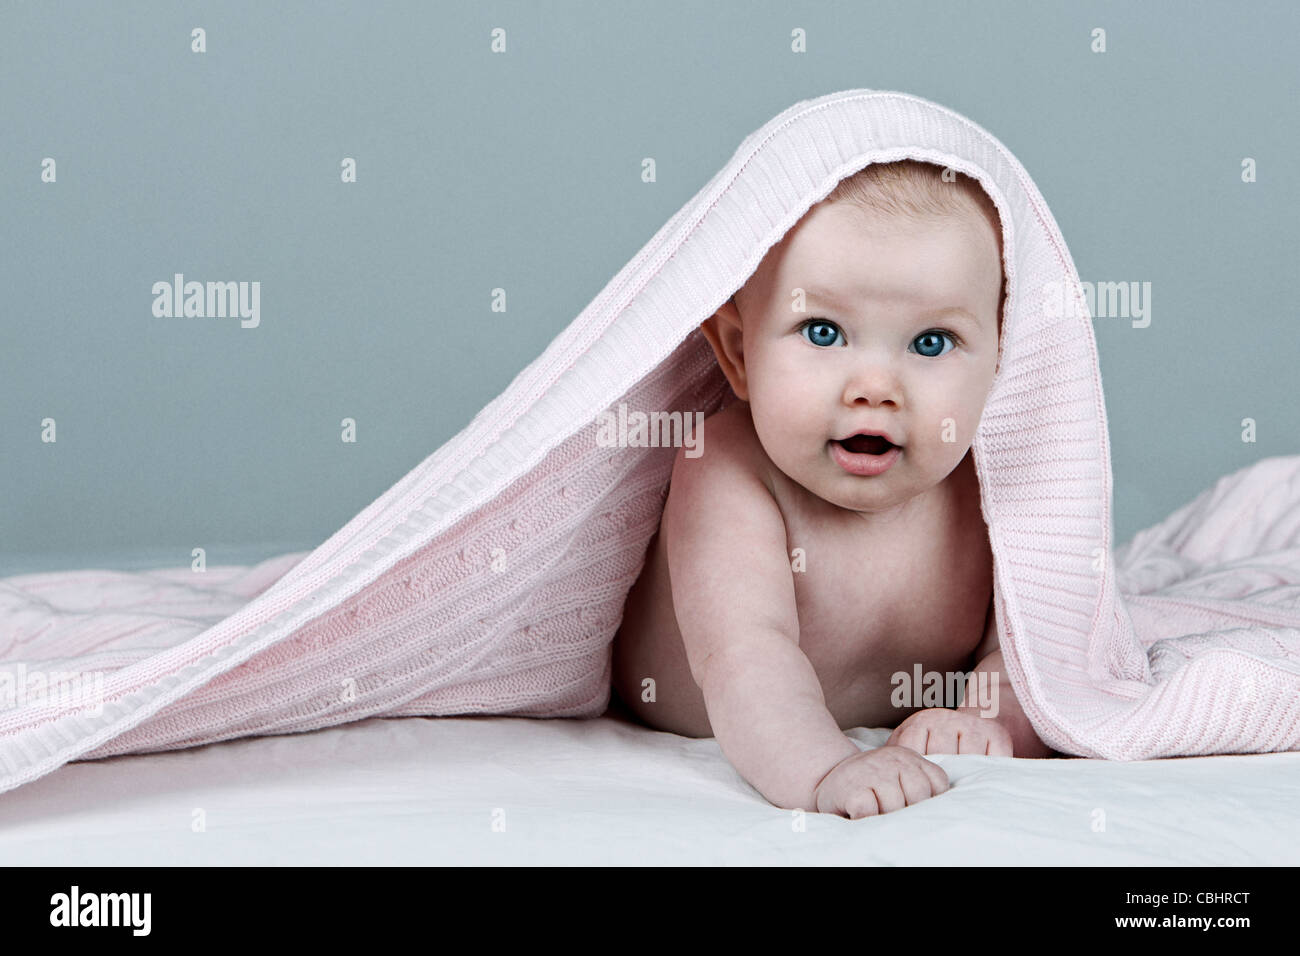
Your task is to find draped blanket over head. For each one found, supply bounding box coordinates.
[3,90,1300,796]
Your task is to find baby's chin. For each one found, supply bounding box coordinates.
[769,445,914,513]
[795,442,966,514]
[823,474,924,513]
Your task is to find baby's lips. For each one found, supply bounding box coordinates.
[835,433,902,456]
[834,428,902,447]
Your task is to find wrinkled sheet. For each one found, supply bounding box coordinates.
[0,709,1295,865]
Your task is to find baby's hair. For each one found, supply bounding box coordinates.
[726,159,1007,334]
[822,159,1006,332]
[823,159,998,234]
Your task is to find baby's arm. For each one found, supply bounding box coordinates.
[660,439,865,809]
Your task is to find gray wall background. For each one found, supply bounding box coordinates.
[2,0,1297,575]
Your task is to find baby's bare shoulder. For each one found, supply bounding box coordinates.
[666,401,773,517]
[681,400,775,490]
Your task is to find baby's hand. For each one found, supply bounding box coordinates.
[813,745,948,819]
[887,707,1014,756]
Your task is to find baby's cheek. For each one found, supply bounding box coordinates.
[752,368,816,422]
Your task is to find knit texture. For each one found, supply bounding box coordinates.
[2,89,1298,795]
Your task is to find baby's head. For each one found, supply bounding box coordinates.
[700,159,1005,514]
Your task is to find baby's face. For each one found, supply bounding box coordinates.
[724,199,1003,515]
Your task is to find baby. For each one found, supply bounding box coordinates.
[611,159,1056,819]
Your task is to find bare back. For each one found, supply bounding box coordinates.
[611,400,994,737]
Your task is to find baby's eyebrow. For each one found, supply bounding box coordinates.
[802,286,853,309]
[802,289,982,327]
[922,306,982,328]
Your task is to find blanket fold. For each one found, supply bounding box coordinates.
[2,89,1298,794]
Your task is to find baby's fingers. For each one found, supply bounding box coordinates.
[898,762,946,806]
[957,722,1013,756]
[985,721,1015,756]
[842,788,882,820]
[924,727,961,754]
[892,722,939,755]
[914,755,950,796]
[867,777,909,816]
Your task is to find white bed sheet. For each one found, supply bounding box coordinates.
[1,708,1296,865]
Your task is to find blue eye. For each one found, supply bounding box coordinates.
[911,331,956,358]
[799,320,844,348]
[798,321,959,356]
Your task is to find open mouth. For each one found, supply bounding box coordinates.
[835,434,899,456]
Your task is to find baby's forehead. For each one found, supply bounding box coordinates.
[807,195,998,244]
[757,201,999,286]
[734,199,1004,332]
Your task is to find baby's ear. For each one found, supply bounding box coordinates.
[699,297,749,401]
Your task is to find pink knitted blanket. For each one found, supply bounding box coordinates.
[3,90,1298,796]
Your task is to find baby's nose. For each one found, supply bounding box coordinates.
[841,364,901,406]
